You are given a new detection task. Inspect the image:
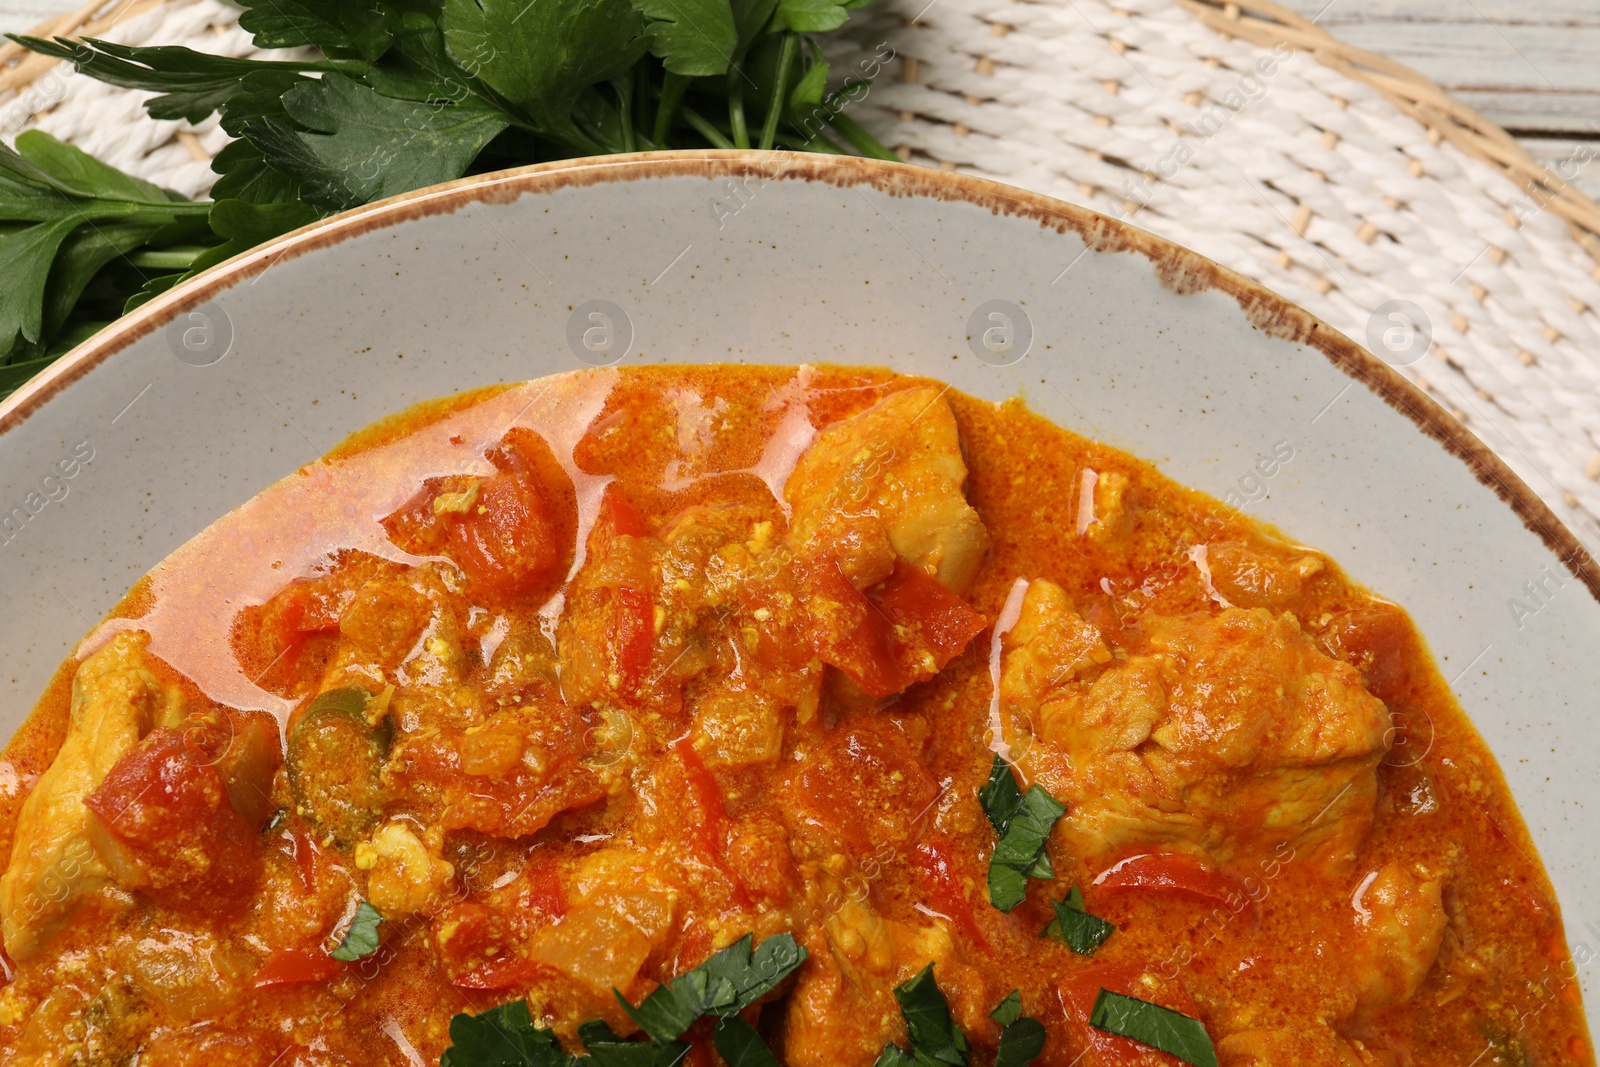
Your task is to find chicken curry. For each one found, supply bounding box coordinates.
[0,365,1587,1066]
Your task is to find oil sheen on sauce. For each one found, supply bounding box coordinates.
[83,366,826,724]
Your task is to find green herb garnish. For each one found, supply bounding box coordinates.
[1041,886,1114,956]
[978,754,1066,912]
[2,0,894,399]
[990,990,1047,1067]
[618,931,805,1041]
[440,1000,572,1067]
[876,973,1048,1067]
[1088,990,1219,1067]
[989,989,1024,1028]
[1480,1021,1530,1067]
[874,963,970,1066]
[329,899,383,960]
[439,932,802,1065]
[977,750,1023,835]
[711,1016,784,1067]
[576,1019,689,1065]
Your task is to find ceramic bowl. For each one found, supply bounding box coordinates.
[1,150,1596,1026]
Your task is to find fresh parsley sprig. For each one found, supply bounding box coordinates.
[0,132,213,367]
[6,35,351,122]
[977,753,1066,913]
[2,0,892,398]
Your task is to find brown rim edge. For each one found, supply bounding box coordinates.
[3,148,1595,604]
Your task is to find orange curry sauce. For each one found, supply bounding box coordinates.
[0,365,1587,1066]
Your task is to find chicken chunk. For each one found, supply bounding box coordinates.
[1077,468,1137,546]
[783,900,990,1067]
[691,687,785,769]
[1348,863,1446,1015]
[1219,1029,1396,1067]
[85,711,278,914]
[996,580,1112,712]
[1002,583,1390,874]
[0,632,180,960]
[353,819,456,918]
[785,386,989,594]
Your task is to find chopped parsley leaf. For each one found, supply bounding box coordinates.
[1041,886,1115,956]
[1089,989,1219,1067]
[978,754,1066,912]
[329,899,382,961]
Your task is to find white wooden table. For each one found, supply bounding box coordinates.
[4,0,1598,197]
[1279,0,1600,198]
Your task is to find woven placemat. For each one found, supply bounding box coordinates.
[6,0,1600,544]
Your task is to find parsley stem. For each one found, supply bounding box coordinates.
[798,130,850,155]
[71,199,213,217]
[727,68,751,149]
[682,105,736,150]
[316,59,371,76]
[654,72,689,146]
[636,59,656,149]
[616,72,637,154]
[124,246,209,271]
[760,34,798,151]
[566,112,613,156]
[827,113,898,161]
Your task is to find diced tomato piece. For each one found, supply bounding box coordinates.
[454,953,553,991]
[253,946,343,988]
[1059,959,1202,1066]
[386,708,604,839]
[523,862,567,923]
[288,817,322,894]
[446,431,574,603]
[436,858,567,989]
[382,481,449,557]
[1092,853,1248,911]
[593,483,647,541]
[382,430,576,605]
[579,485,658,698]
[609,585,656,693]
[276,582,343,642]
[681,1033,717,1067]
[674,742,732,859]
[666,743,751,907]
[803,558,987,699]
[873,560,989,668]
[436,902,531,990]
[256,578,347,676]
[912,838,990,952]
[785,722,938,856]
[83,716,262,913]
[803,557,902,697]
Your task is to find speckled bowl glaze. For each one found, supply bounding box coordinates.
[1,151,1596,1026]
